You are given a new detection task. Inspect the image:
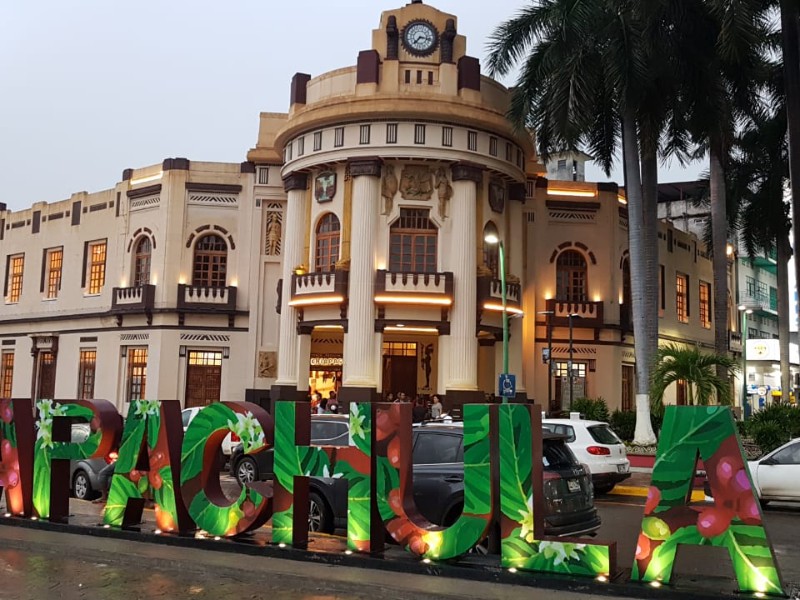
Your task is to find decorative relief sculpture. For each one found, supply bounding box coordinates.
[258,351,277,378]
[489,180,506,214]
[435,167,453,218]
[399,165,433,201]
[315,172,337,203]
[381,165,398,215]
[265,210,282,256]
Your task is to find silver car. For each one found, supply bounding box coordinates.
[69,423,113,500]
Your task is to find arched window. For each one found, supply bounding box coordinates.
[133,237,152,287]
[315,213,341,272]
[482,222,499,278]
[192,234,227,288]
[556,250,587,302]
[389,209,437,273]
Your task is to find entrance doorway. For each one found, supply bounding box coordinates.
[185,350,222,408]
[382,342,418,398]
[37,351,56,400]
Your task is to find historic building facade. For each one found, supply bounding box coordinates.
[0,1,735,413]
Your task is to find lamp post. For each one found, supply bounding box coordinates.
[738,305,755,417]
[484,225,509,403]
[568,312,581,412]
[538,310,554,410]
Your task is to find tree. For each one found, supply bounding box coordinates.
[487,0,657,444]
[650,344,739,412]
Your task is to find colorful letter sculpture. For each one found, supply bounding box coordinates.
[33,399,121,521]
[498,404,615,576]
[632,406,785,596]
[104,400,192,533]
[0,398,34,516]
[180,401,274,537]
[374,402,494,560]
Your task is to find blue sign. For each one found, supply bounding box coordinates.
[499,373,516,398]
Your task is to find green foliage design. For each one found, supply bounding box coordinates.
[498,404,611,576]
[631,406,784,596]
[33,401,97,519]
[334,403,372,552]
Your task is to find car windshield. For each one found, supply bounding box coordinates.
[413,432,463,464]
[588,425,621,445]
[311,420,348,445]
[543,440,577,470]
[542,424,576,443]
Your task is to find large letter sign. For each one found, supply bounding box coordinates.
[632,406,785,596]
[0,399,34,516]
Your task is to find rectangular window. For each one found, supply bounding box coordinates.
[427,71,434,85]
[313,131,323,152]
[676,273,689,323]
[257,167,269,185]
[78,349,96,399]
[126,347,148,402]
[334,127,345,148]
[416,70,423,84]
[45,248,63,299]
[386,123,398,144]
[517,149,524,168]
[467,130,477,151]
[297,136,305,156]
[6,254,24,303]
[414,124,426,145]
[699,281,711,329]
[359,124,371,145]
[1,352,13,397]
[87,241,107,294]
[554,361,587,379]
[748,327,759,339]
[441,126,452,147]
[404,70,411,84]
[769,286,778,311]
[489,137,498,156]
[506,143,513,161]
[659,265,665,314]
[286,143,293,161]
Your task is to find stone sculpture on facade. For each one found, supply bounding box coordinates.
[266,212,282,256]
[435,167,453,218]
[399,165,433,201]
[381,165,398,215]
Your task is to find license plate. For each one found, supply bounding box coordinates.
[617,464,629,474]
[567,479,581,493]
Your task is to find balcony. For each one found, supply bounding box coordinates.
[477,275,522,313]
[729,331,743,353]
[110,284,155,326]
[289,270,349,308]
[374,270,454,307]
[177,284,238,326]
[546,299,604,328]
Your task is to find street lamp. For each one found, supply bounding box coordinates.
[484,225,509,403]
[738,304,760,417]
[568,312,581,412]
[537,310,555,410]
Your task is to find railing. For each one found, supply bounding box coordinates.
[111,284,156,313]
[546,299,604,328]
[290,270,349,302]
[177,284,237,312]
[375,270,454,299]
[477,275,521,310]
[729,331,743,353]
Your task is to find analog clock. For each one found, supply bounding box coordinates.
[402,20,438,56]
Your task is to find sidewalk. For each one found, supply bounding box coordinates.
[608,469,708,503]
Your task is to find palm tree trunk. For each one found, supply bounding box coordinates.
[777,234,792,403]
[641,145,660,394]
[782,0,800,344]
[709,146,730,382]
[623,111,657,445]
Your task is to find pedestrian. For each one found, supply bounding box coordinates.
[92,460,116,504]
[316,397,328,415]
[430,395,443,419]
[412,397,427,423]
[394,392,403,403]
[386,392,394,403]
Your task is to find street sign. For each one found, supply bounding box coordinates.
[499,373,516,398]
[757,386,767,397]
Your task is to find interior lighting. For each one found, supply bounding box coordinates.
[547,189,597,198]
[483,302,524,315]
[374,295,452,306]
[288,295,344,307]
[314,325,344,331]
[384,326,439,334]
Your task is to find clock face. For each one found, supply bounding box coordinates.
[402,21,438,56]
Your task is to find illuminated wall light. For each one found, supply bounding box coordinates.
[230,278,238,287]
[548,188,597,198]
[129,171,163,186]
[619,294,624,304]
[178,276,187,285]
[288,295,345,307]
[151,274,158,285]
[120,278,128,288]
[314,325,344,331]
[593,294,602,302]
[544,291,553,301]
[385,326,439,334]
[617,195,628,205]
[374,295,452,306]
[483,302,524,315]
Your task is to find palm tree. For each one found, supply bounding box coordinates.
[650,344,740,412]
[487,0,658,444]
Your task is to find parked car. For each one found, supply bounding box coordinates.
[746,437,800,506]
[182,407,236,458]
[232,417,601,538]
[542,418,631,494]
[69,423,116,500]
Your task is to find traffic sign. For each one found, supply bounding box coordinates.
[499,373,516,398]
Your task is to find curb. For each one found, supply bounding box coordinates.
[610,485,706,503]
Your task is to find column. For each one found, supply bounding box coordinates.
[273,173,309,400]
[342,158,382,400]
[446,163,482,396]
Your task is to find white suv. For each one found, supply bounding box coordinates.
[542,417,631,494]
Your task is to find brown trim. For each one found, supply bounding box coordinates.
[338,386,379,403]
[283,173,309,192]
[357,50,380,84]
[545,200,601,211]
[162,158,190,171]
[0,218,4,241]
[116,192,121,217]
[443,389,484,411]
[32,211,40,234]
[127,184,162,199]
[81,241,89,287]
[39,248,47,293]
[71,201,81,226]
[597,181,619,193]
[122,168,134,181]
[297,319,349,335]
[185,183,243,194]
[509,183,526,202]
[536,177,549,188]
[290,73,311,106]
[457,56,480,91]
[3,254,9,297]
[347,157,382,178]
[0,321,249,337]
[240,161,256,174]
[375,319,450,335]
[451,162,483,183]
[270,384,308,402]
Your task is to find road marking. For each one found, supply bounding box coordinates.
[609,485,706,503]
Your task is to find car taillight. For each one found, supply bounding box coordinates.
[586,446,611,456]
[105,451,118,464]
[231,433,240,443]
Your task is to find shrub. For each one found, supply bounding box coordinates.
[571,397,610,423]
[749,422,787,455]
[610,410,636,442]
[745,404,800,453]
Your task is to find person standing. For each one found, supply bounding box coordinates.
[412,397,427,423]
[430,395,443,419]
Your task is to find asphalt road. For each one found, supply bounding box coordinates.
[595,496,800,590]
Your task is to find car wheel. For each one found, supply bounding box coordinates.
[308,492,334,534]
[594,483,615,495]
[73,470,92,500]
[235,457,258,486]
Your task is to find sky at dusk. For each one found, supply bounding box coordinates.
[0,0,704,212]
